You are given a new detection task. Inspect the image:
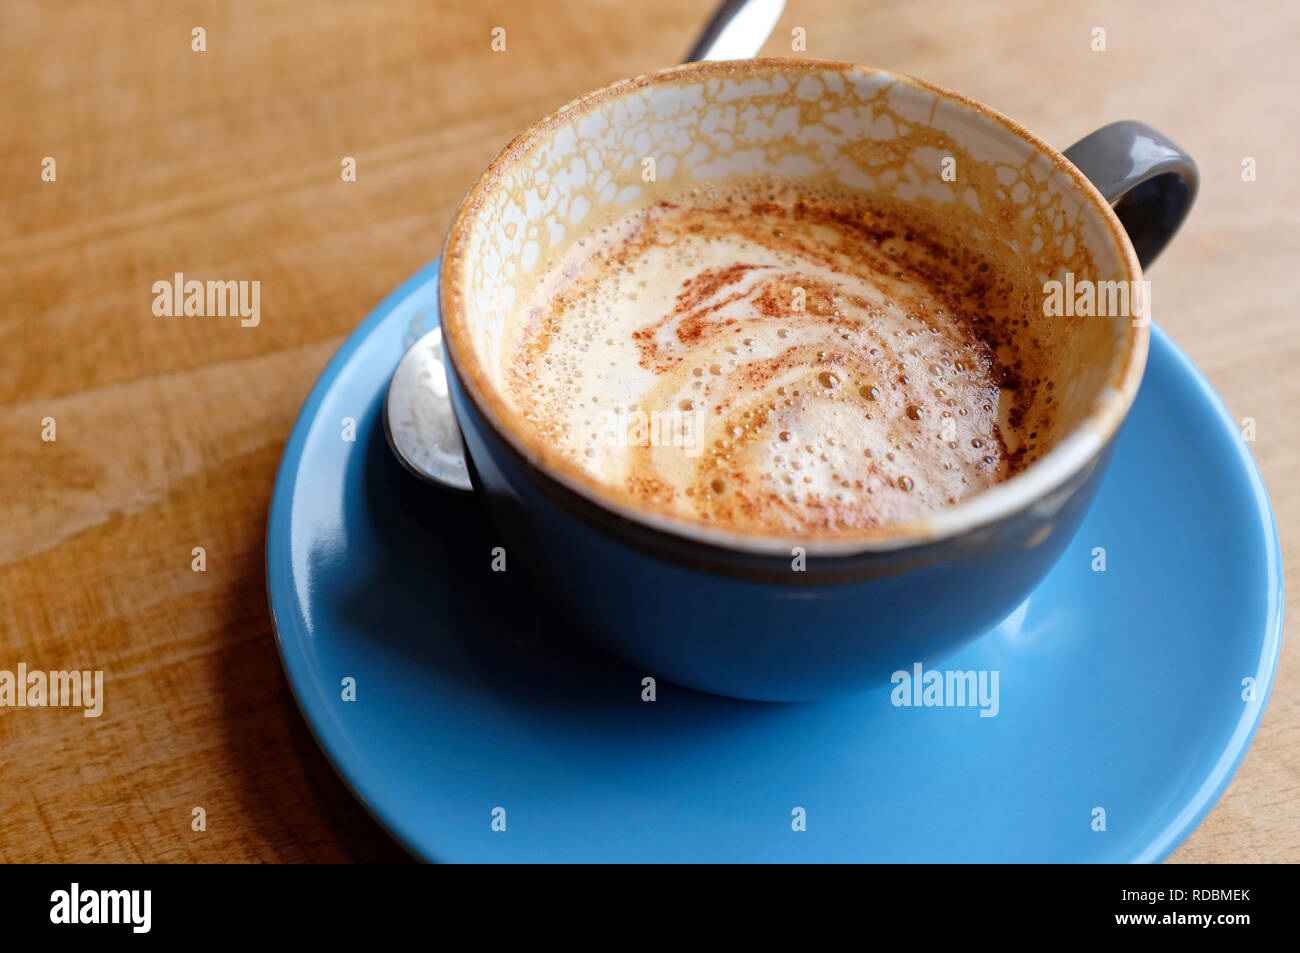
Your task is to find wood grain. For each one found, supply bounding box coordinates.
[1,0,1295,862]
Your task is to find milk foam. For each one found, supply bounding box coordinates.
[507,181,1040,535]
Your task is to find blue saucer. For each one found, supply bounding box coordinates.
[267,259,1283,862]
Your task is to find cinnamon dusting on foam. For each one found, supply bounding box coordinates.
[507,179,1048,537]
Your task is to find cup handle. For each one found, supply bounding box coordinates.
[1062,120,1198,269]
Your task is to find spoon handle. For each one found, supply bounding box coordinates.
[684,0,786,63]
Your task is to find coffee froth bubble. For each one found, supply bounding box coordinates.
[506,178,1046,536]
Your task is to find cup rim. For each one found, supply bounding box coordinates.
[439,56,1148,558]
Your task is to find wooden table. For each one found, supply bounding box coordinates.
[1,0,1295,863]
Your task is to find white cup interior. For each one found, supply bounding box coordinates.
[440,58,1146,554]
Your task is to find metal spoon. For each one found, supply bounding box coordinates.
[384,0,785,490]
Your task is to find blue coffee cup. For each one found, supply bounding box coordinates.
[433,58,1196,701]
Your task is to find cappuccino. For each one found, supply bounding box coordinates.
[507,178,1044,536]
